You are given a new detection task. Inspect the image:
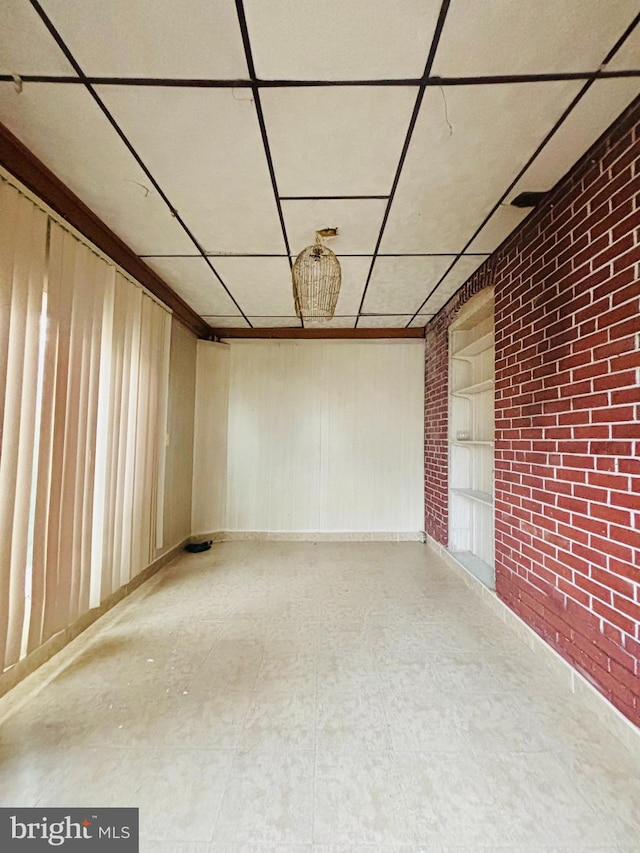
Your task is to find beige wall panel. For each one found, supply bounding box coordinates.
[192,341,230,536]
[161,319,197,551]
[225,340,424,533]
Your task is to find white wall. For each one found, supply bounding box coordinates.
[224,339,424,533]
[192,341,229,535]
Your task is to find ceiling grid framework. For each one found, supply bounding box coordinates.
[0,0,637,334]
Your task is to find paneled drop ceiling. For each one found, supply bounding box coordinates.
[1,0,639,331]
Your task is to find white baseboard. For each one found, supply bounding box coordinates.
[424,532,640,756]
[195,530,422,542]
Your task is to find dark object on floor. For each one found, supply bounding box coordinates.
[185,540,213,553]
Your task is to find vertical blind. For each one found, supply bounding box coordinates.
[0,175,172,671]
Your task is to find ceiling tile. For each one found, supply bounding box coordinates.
[417,256,488,315]
[284,199,387,256]
[606,25,640,71]
[261,86,417,197]
[203,316,250,328]
[244,0,441,80]
[432,0,640,76]
[245,316,302,328]
[40,0,248,78]
[305,316,358,329]
[467,207,531,254]
[211,257,294,316]
[408,314,435,328]
[326,256,371,316]
[0,82,194,254]
[508,77,640,200]
[145,257,243,317]
[96,86,285,254]
[434,254,486,296]
[0,0,75,75]
[358,315,413,328]
[361,255,454,314]
[380,81,583,254]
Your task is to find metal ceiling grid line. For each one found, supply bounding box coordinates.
[426,70,640,85]
[375,252,491,258]
[26,0,253,329]
[3,70,640,87]
[280,195,390,201]
[6,6,638,333]
[354,0,452,327]
[141,253,288,259]
[139,252,491,259]
[201,314,394,320]
[405,11,640,327]
[233,0,301,327]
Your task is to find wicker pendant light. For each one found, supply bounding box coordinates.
[292,232,341,321]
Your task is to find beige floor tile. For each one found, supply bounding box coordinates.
[485,649,568,695]
[190,640,263,691]
[313,752,413,845]
[214,751,314,844]
[104,690,251,749]
[209,846,312,853]
[0,542,638,849]
[312,847,418,853]
[377,653,503,695]
[467,751,629,847]
[140,843,209,853]
[0,742,81,807]
[240,687,316,750]
[523,691,617,754]
[554,739,640,843]
[456,692,552,753]
[397,751,517,847]
[37,747,234,842]
[316,682,392,752]
[253,653,317,692]
[380,689,471,753]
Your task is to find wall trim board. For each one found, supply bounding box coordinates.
[0,537,190,706]
[195,531,422,542]
[0,121,211,339]
[425,533,640,756]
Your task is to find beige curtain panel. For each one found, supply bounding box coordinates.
[0,174,172,672]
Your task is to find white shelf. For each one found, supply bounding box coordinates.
[451,487,493,506]
[448,550,496,590]
[453,379,494,396]
[448,288,495,589]
[452,330,493,358]
[451,440,494,447]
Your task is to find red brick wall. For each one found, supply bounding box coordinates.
[424,96,640,726]
[424,324,449,543]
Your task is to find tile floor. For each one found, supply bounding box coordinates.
[0,541,639,852]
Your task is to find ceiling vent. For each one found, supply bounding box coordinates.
[511,191,547,208]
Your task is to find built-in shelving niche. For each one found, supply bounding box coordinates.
[448,287,495,590]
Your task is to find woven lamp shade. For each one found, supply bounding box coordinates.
[292,236,341,320]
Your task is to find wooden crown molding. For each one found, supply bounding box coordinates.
[212,327,425,340]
